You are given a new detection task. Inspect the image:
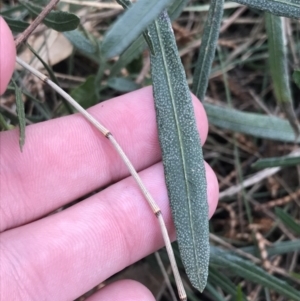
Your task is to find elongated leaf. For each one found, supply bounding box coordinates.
[238,239,300,256]
[12,80,26,151]
[107,77,140,92]
[252,155,300,169]
[2,16,29,32]
[192,0,224,101]
[102,0,173,58]
[149,11,209,292]
[232,0,300,19]
[204,103,300,143]
[26,44,74,114]
[63,30,96,54]
[70,76,98,109]
[275,207,300,235]
[109,0,188,77]
[109,36,146,77]
[208,267,248,300]
[115,0,155,55]
[210,248,300,300]
[21,2,80,32]
[265,13,299,135]
[293,69,300,89]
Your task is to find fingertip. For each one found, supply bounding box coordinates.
[205,161,219,218]
[85,280,155,301]
[0,17,16,95]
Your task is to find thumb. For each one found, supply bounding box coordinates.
[0,17,16,95]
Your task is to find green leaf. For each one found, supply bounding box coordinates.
[238,240,300,256]
[149,11,209,292]
[63,30,96,54]
[26,43,74,114]
[115,0,155,55]
[12,80,26,152]
[21,2,80,32]
[210,248,300,300]
[168,0,189,20]
[232,0,300,19]
[102,0,174,58]
[293,69,300,89]
[252,155,300,169]
[2,16,29,32]
[107,77,140,92]
[208,267,248,300]
[108,0,188,77]
[192,0,224,102]
[275,207,300,235]
[204,103,300,143]
[70,76,98,109]
[109,36,146,77]
[265,13,299,135]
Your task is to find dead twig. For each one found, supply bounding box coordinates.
[15,0,60,47]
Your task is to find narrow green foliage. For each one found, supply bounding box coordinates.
[149,11,209,292]
[205,282,228,301]
[70,76,98,109]
[275,208,300,235]
[26,43,59,85]
[192,0,224,101]
[265,13,299,135]
[63,30,96,54]
[12,80,26,151]
[107,77,140,92]
[102,0,173,58]
[232,0,300,19]
[293,69,300,89]
[109,36,146,77]
[20,2,80,32]
[252,155,300,169]
[2,16,29,32]
[210,249,300,300]
[115,0,155,55]
[204,103,300,143]
[237,240,300,256]
[208,267,248,300]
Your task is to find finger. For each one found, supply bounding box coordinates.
[1,87,208,231]
[0,17,16,95]
[1,162,218,301]
[85,280,155,301]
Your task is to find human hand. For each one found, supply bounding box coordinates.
[0,18,219,301]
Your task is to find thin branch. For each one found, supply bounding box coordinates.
[16,56,186,301]
[15,0,60,47]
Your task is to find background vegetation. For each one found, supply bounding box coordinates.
[1,0,300,300]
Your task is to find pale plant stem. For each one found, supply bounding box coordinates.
[16,56,186,301]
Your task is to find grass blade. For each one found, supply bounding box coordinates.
[12,79,26,151]
[232,0,300,19]
[204,103,300,143]
[275,207,300,235]
[149,11,209,292]
[210,248,300,300]
[102,0,174,58]
[192,0,224,101]
[293,69,300,88]
[265,13,299,135]
[252,155,300,169]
